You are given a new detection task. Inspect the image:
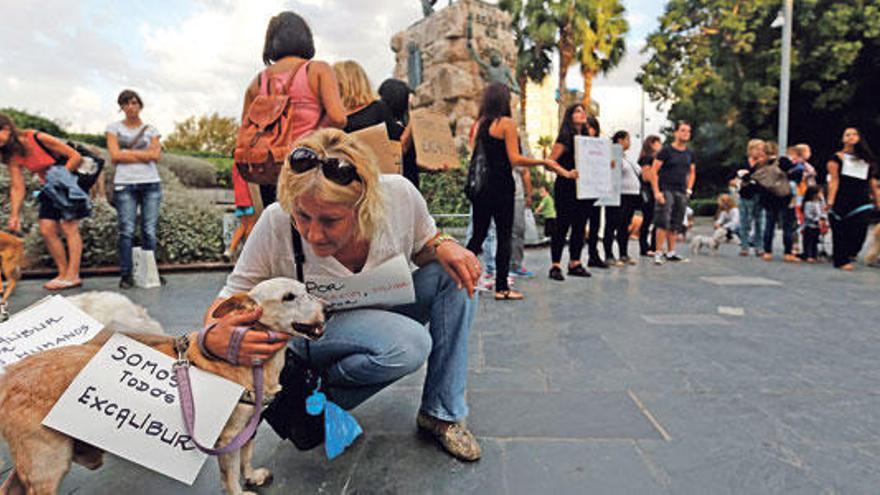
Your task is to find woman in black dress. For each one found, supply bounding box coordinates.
[638,135,661,256]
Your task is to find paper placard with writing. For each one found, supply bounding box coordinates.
[351,123,401,174]
[0,295,103,371]
[305,254,415,311]
[410,109,459,171]
[597,144,624,207]
[574,136,612,199]
[43,334,243,485]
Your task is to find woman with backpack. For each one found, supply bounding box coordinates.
[466,83,568,300]
[0,113,85,290]
[106,89,164,289]
[826,127,880,270]
[236,11,347,207]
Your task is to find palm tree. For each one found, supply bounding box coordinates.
[499,0,552,124]
[537,135,554,158]
[576,0,628,110]
[524,0,582,109]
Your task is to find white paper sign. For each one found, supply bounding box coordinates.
[43,334,244,485]
[574,136,612,199]
[842,155,870,180]
[0,295,103,371]
[305,254,416,311]
[597,144,624,207]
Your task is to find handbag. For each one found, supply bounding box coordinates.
[33,133,105,193]
[131,247,161,288]
[752,162,790,198]
[464,133,490,202]
[260,224,326,450]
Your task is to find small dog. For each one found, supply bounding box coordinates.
[0,278,326,495]
[67,291,164,335]
[690,228,728,255]
[0,232,25,319]
[866,224,880,266]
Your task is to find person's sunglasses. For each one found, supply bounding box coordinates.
[288,147,362,186]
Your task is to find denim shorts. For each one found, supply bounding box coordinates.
[654,190,688,231]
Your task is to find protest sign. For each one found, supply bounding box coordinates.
[351,123,401,174]
[43,333,243,485]
[410,109,459,171]
[574,136,612,199]
[304,254,415,311]
[597,144,624,207]
[0,295,103,371]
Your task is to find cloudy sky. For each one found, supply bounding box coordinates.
[0,0,665,137]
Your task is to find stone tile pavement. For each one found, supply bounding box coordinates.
[2,226,879,494]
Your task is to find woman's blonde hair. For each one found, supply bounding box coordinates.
[278,128,385,240]
[717,193,736,210]
[333,60,376,111]
[746,138,766,157]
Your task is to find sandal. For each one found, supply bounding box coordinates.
[494,290,524,301]
[45,279,82,291]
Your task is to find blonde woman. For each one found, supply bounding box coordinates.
[333,60,396,135]
[203,129,484,461]
[733,138,767,256]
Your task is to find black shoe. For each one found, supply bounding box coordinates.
[119,275,134,289]
[159,275,168,286]
[587,258,609,269]
[567,264,592,277]
[549,266,565,281]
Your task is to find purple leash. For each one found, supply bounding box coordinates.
[173,334,264,455]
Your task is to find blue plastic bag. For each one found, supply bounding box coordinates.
[324,401,363,460]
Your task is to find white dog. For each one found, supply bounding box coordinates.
[67,291,164,335]
[690,228,729,255]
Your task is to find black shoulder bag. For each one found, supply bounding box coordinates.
[261,224,327,450]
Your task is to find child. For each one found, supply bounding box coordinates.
[534,185,556,240]
[224,165,256,261]
[801,186,826,263]
[714,193,740,242]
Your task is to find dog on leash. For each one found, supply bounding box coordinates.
[0,278,326,495]
[0,232,25,319]
[866,224,880,266]
[689,228,728,255]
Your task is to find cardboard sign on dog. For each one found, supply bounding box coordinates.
[304,254,415,311]
[0,295,103,371]
[43,333,243,485]
[410,109,459,171]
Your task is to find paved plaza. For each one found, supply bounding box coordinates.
[2,224,880,494]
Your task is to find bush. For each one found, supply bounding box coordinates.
[158,153,218,188]
[690,197,718,217]
[419,164,469,228]
[203,156,234,189]
[0,108,66,137]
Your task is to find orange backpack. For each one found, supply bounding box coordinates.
[233,68,302,184]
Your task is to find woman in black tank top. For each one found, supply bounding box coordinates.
[466,83,573,300]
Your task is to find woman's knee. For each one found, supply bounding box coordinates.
[38,221,59,239]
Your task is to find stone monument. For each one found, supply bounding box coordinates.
[391,0,518,152]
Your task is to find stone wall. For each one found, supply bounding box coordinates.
[391,0,517,152]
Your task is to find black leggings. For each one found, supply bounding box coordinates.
[830,216,869,267]
[604,195,640,259]
[639,196,656,254]
[551,191,596,265]
[467,194,514,291]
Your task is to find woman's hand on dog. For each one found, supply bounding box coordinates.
[205,307,291,365]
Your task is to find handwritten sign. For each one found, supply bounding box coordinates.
[43,333,243,485]
[574,136,612,200]
[351,123,402,174]
[410,109,459,171]
[0,295,103,371]
[597,144,624,207]
[305,254,415,311]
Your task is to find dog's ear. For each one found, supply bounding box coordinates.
[211,293,258,318]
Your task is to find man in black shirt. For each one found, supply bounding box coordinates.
[650,122,696,264]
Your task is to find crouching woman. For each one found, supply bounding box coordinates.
[202,128,483,461]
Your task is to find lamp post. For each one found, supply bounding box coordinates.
[776,0,794,152]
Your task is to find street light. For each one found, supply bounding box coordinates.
[775,0,794,153]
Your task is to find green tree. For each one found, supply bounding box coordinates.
[164,113,238,155]
[499,0,553,123]
[524,0,583,108]
[0,108,66,137]
[638,0,880,195]
[575,0,628,110]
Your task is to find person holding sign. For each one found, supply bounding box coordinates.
[466,83,570,300]
[204,129,484,461]
[547,104,604,281]
[378,78,419,188]
[826,127,880,270]
[603,130,640,266]
[649,121,696,265]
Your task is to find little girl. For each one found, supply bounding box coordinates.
[714,194,740,242]
[801,186,826,263]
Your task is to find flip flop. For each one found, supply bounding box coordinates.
[42,278,62,289]
[494,290,524,301]
[45,279,82,291]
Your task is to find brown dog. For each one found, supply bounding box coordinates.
[0,277,325,495]
[865,224,880,266]
[0,231,24,311]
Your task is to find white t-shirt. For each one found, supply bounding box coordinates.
[620,156,641,195]
[219,174,437,298]
[105,121,161,184]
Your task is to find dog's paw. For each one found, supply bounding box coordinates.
[244,468,273,488]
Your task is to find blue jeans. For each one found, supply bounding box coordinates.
[466,207,496,273]
[739,195,764,251]
[290,262,477,421]
[763,202,795,255]
[115,182,162,276]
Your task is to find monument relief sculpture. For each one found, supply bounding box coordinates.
[466,14,520,94]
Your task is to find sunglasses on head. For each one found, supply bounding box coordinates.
[288,147,362,186]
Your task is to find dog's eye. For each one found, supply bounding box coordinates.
[282,292,297,302]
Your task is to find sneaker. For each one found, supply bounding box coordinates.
[665,252,689,263]
[416,412,481,461]
[567,264,592,277]
[654,253,666,265]
[549,266,565,281]
[510,266,534,278]
[622,256,637,266]
[587,258,609,269]
[119,275,134,289]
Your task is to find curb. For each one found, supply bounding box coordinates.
[21,261,234,280]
